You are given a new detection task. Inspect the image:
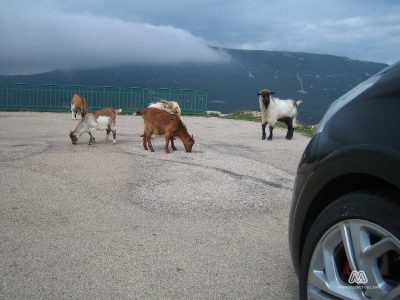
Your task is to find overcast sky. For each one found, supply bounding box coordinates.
[1,0,399,75]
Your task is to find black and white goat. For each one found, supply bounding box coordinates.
[258,89,303,140]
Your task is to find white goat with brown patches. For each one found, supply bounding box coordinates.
[69,108,122,145]
[71,94,87,120]
[148,99,181,116]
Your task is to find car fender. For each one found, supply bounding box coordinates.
[290,144,400,275]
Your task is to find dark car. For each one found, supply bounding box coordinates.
[289,62,400,299]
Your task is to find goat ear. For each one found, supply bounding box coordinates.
[257,92,261,96]
[270,91,275,94]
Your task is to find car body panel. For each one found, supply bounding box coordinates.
[289,62,400,276]
[289,144,400,275]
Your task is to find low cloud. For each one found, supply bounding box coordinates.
[235,12,400,64]
[0,2,229,75]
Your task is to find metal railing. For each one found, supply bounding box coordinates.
[0,83,208,114]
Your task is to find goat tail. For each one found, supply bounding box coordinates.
[136,110,143,116]
[296,100,304,106]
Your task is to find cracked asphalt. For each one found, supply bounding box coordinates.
[0,112,310,299]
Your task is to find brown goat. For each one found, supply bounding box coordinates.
[137,107,194,153]
[71,94,87,120]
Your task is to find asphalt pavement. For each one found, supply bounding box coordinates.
[0,112,310,299]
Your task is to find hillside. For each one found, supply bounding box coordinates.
[0,48,387,124]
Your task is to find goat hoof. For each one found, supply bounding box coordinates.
[267,137,272,141]
[262,136,266,140]
[286,136,293,140]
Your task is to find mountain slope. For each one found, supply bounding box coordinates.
[0,48,387,124]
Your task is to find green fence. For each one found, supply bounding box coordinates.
[0,83,208,114]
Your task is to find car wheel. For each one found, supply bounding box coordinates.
[299,189,400,300]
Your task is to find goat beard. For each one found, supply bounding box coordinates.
[262,98,270,110]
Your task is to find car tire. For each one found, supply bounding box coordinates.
[299,189,400,300]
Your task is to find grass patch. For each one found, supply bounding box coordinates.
[293,124,317,137]
[222,110,317,137]
[223,110,261,122]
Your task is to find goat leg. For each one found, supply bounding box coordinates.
[142,132,148,150]
[164,137,171,154]
[112,130,117,144]
[268,126,273,140]
[146,133,154,152]
[170,137,177,151]
[261,123,267,140]
[279,117,294,140]
[88,132,93,145]
[106,128,111,143]
[286,126,294,140]
[88,129,96,145]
